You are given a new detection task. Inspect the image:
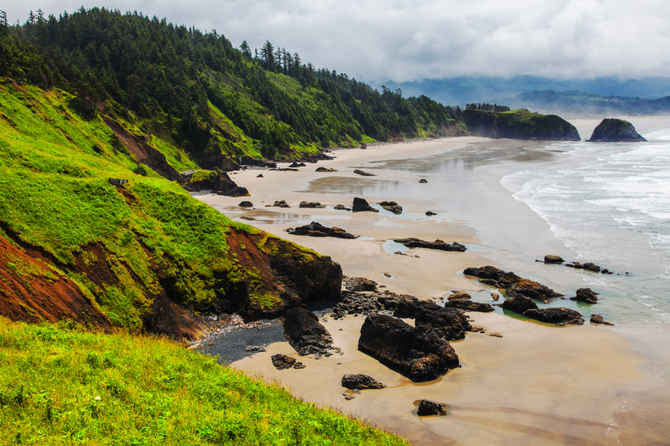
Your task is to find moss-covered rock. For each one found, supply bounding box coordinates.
[462,109,580,141]
[588,118,646,142]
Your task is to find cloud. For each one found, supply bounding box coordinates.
[4,0,670,83]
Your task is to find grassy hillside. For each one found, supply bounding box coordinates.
[0,79,341,335]
[0,318,408,445]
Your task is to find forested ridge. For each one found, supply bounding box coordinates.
[0,7,465,162]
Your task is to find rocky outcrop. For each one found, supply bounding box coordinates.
[283,307,333,356]
[358,315,460,382]
[394,238,467,252]
[589,118,646,142]
[462,109,581,141]
[287,222,357,239]
[379,201,403,214]
[464,266,563,300]
[341,374,386,390]
[501,295,538,314]
[218,186,250,197]
[447,291,471,300]
[316,167,337,172]
[345,277,378,292]
[331,289,416,319]
[544,255,564,264]
[566,262,601,272]
[523,308,584,325]
[352,197,378,213]
[417,400,448,416]
[570,288,599,304]
[354,169,376,176]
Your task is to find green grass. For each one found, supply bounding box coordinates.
[0,319,409,445]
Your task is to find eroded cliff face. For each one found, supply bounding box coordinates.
[462,109,581,141]
[0,224,341,341]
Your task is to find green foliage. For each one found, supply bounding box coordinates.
[0,319,409,445]
[2,6,465,161]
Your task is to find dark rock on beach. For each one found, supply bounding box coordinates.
[287,221,356,239]
[570,288,599,304]
[394,238,467,252]
[502,295,538,314]
[334,204,352,211]
[544,255,564,264]
[299,201,324,208]
[425,211,437,216]
[289,162,306,168]
[316,167,337,172]
[354,169,376,176]
[447,291,471,300]
[352,197,379,213]
[331,289,416,319]
[238,201,253,207]
[271,354,297,370]
[379,201,403,214]
[419,179,428,183]
[282,307,334,356]
[345,277,378,292]
[566,262,601,272]
[272,200,291,208]
[218,186,250,197]
[358,314,459,382]
[589,118,646,142]
[341,374,386,390]
[417,400,448,416]
[590,314,614,326]
[523,308,584,325]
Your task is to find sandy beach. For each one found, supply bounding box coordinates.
[195,133,669,445]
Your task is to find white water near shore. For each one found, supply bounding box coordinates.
[195,119,670,445]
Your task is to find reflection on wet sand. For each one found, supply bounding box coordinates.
[298,176,400,195]
[366,140,554,173]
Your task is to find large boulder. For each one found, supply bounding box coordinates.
[570,288,599,304]
[415,306,472,341]
[589,118,646,142]
[417,400,448,416]
[352,197,378,213]
[523,308,584,325]
[502,295,538,314]
[282,307,333,356]
[379,201,403,214]
[393,299,440,318]
[544,255,564,264]
[358,315,459,382]
[345,277,378,292]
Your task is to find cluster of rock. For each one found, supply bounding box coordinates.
[395,238,467,252]
[570,288,599,304]
[286,222,357,239]
[417,400,448,416]
[500,295,584,325]
[463,266,563,301]
[271,354,306,370]
[272,200,291,208]
[542,255,613,274]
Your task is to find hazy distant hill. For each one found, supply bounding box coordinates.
[503,90,670,116]
[381,76,670,106]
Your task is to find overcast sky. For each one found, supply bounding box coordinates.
[4,1,670,83]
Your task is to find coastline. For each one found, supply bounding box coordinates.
[195,133,667,445]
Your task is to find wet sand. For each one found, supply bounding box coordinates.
[195,136,660,445]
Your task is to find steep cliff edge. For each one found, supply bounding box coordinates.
[462,109,581,141]
[589,118,646,142]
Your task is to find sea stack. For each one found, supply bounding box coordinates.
[589,118,646,142]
